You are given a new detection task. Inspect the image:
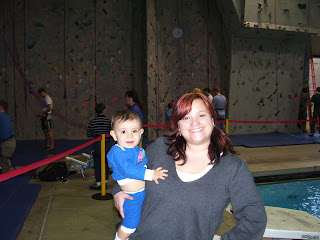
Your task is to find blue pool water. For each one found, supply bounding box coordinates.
[257,179,320,219]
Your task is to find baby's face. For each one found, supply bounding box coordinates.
[110,119,143,148]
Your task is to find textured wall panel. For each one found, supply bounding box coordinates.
[229,36,306,134]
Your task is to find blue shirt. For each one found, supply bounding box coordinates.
[107,145,148,181]
[0,112,15,141]
[128,104,143,121]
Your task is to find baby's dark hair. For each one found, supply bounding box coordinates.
[111,110,142,129]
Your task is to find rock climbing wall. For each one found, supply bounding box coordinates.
[146,0,227,139]
[1,0,319,140]
[0,0,26,139]
[1,0,226,141]
[244,0,320,33]
[0,0,146,139]
[228,36,307,134]
[226,0,320,135]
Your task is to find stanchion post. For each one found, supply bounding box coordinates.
[226,119,229,135]
[101,134,106,196]
[92,134,112,200]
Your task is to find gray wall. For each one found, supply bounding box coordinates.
[1,0,320,140]
[0,0,146,139]
[228,36,306,134]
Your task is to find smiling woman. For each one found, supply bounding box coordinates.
[178,98,214,146]
[113,93,267,240]
[167,93,234,166]
[170,96,223,175]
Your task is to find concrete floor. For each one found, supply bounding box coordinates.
[16,144,320,240]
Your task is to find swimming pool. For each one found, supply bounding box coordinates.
[256,179,320,219]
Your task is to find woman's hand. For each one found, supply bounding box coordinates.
[114,191,133,218]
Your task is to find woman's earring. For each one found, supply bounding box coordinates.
[179,130,181,136]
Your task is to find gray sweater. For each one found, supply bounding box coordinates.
[113,137,267,240]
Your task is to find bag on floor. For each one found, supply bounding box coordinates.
[38,161,68,181]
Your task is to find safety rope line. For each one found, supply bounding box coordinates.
[0,118,316,183]
[0,136,103,182]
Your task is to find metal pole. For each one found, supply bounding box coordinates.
[100,134,106,196]
[92,134,112,200]
[226,119,229,135]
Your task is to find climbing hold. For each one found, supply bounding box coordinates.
[297,3,306,9]
[172,27,183,38]
[282,8,289,14]
[258,2,263,12]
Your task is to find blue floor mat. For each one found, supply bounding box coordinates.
[1,175,31,184]
[229,132,315,148]
[52,139,94,155]
[229,135,245,146]
[287,132,320,144]
[13,138,150,162]
[13,139,93,167]
[0,183,42,240]
[13,140,48,167]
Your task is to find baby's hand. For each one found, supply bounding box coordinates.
[152,167,168,184]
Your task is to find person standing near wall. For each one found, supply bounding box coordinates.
[212,86,227,132]
[37,88,54,151]
[87,103,114,190]
[309,87,320,136]
[192,88,201,94]
[125,91,143,122]
[203,88,213,102]
[298,87,308,132]
[0,100,16,174]
[165,102,173,124]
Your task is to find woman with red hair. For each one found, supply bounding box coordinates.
[113,93,266,240]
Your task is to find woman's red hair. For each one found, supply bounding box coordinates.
[166,93,235,165]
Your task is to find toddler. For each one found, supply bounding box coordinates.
[107,110,168,240]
